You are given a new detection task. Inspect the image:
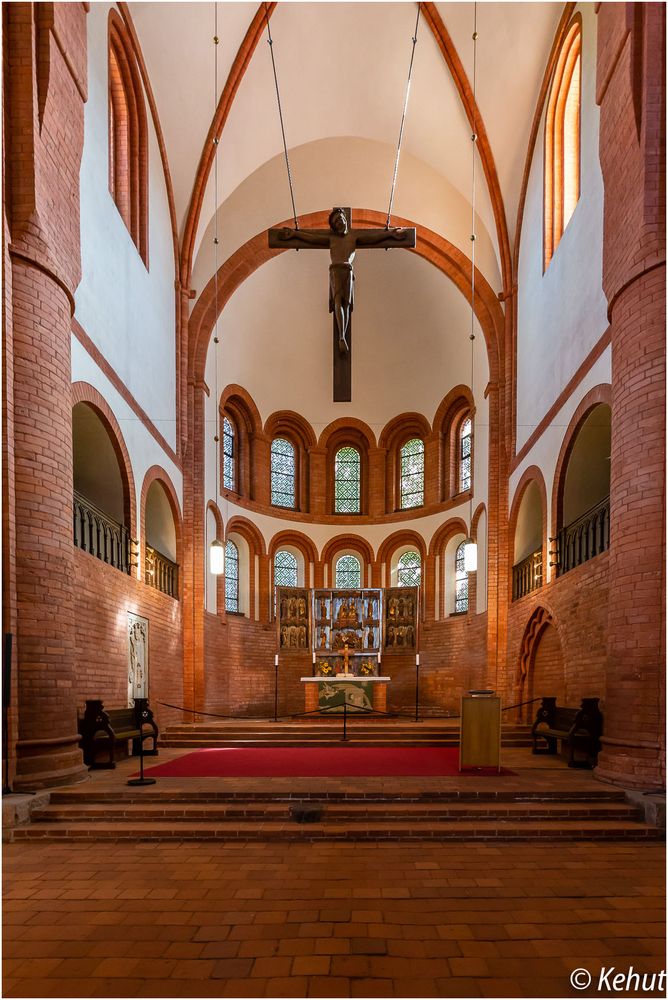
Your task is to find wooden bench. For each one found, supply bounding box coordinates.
[531,696,603,769]
[79,699,159,770]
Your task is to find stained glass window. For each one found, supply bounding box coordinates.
[459,417,472,493]
[274,549,298,588]
[399,438,424,509]
[335,554,361,589]
[271,437,296,508]
[455,541,469,613]
[223,416,235,491]
[397,550,421,587]
[224,539,239,613]
[334,446,361,514]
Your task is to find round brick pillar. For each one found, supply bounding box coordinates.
[11,258,88,791]
[596,266,666,789]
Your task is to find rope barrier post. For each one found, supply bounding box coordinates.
[414,658,420,723]
[127,699,156,788]
[342,699,348,743]
[273,655,279,722]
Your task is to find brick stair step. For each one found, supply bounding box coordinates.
[30,801,641,823]
[13,818,660,842]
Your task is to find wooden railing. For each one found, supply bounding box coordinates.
[557,495,610,576]
[512,547,543,601]
[145,544,179,599]
[73,490,130,574]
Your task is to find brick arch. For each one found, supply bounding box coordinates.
[319,418,376,517]
[320,534,375,582]
[551,384,612,540]
[379,412,432,514]
[188,210,505,389]
[427,517,469,557]
[71,381,137,538]
[220,384,264,500]
[509,465,548,576]
[377,530,427,568]
[515,606,565,722]
[433,386,476,502]
[265,410,316,513]
[269,530,318,567]
[205,499,224,540]
[471,502,486,542]
[140,465,183,593]
[226,515,266,557]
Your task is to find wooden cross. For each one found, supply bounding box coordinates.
[269,208,416,401]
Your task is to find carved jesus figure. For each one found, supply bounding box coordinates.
[269,208,416,354]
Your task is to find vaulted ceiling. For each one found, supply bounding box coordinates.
[129,1,563,292]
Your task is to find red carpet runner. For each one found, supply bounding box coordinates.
[140,747,515,779]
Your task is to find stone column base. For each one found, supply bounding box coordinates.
[14,734,89,792]
[595,737,665,790]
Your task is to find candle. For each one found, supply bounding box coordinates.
[416,654,420,666]
[312,651,316,664]
[377,652,381,664]
[274,654,279,667]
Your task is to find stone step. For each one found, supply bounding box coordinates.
[30,801,642,822]
[47,788,628,804]
[13,817,661,842]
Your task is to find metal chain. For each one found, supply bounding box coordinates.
[264,3,299,229]
[386,3,421,229]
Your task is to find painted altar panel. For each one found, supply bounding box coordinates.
[317,679,374,712]
[384,586,418,649]
[313,589,381,653]
[276,587,310,650]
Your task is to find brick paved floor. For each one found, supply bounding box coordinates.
[3,839,664,998]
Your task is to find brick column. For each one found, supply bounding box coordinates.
[10,262,88,789]
[5,4,89,789]
[595,4,665,788]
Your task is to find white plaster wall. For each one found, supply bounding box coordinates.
[71,338,183,541]
[205,506,219,614]
[509,345,611,583]
[515,3,608,451]
[75,2,177,450]
[475,508,487,615]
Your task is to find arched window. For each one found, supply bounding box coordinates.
[224,540,239,612]
[459,416,472,493]
[399,438,424,509]
[544,19,581,268]
[271,438,296,509]
[334,446,361,514]
[397,551,421,587]
[108,14,148,262]
[274,549,298,588]
[335,554,362,589]
[222,416,236,492]
[455,541,468,613]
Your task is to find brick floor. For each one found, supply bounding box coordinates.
[3,839,665,998]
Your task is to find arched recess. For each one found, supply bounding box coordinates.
[264,410,317,513]
[509,466,548,598]
[319,418,376,516]
[428,517,469,620]
[321,534,375,590]
[205,500,224,614]
[433,385,475,502]
[107,9,148,264]
[471,502,487,614]
[71,382,137,541]
[219,384,263,501]
[516,606,565,722]
[552,387,612,574]
[140,466,182,599]
[226,515,266,621]
[379,412,432,513]
[377,530,426,584]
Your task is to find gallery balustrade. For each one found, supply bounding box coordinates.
[73,490,130,574]
[512,546,543,601]
[557,495,610,576]
[145,544,179,599]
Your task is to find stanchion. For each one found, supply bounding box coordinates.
[274,654,279,722]
[342,699,348,742]
[127,699,156,787]
[3,634,12,795]
[414,653,420,722]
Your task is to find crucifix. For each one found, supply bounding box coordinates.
[269,208,416,401]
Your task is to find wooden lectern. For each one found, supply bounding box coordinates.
[459,691,501,771]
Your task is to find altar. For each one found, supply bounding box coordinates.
[301,676,391,714]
